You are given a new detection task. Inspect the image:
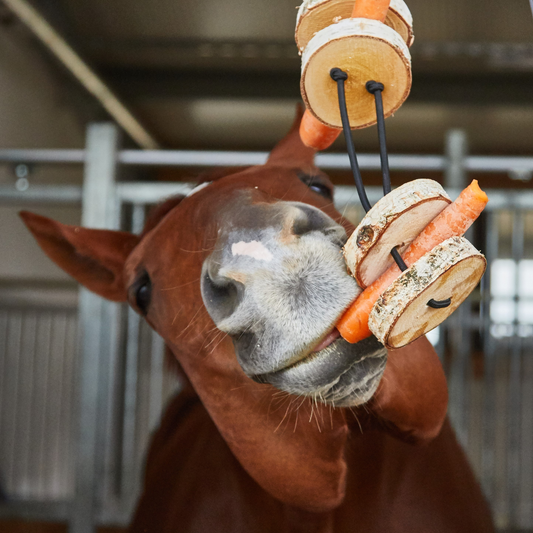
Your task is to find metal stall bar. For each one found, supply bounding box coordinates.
[0,147,532,173]
[445,129,468,189]
[71,123,121,533]
[508,210,525,523]
[0,186,82,205]
[115,183,533,212]
[482,209,499,505]
[119,204,145,517]
[445,130,471,447]
[0,149,85,164]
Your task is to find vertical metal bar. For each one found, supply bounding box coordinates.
[508,210,524,524]
[63,314,78,498]
[0,310,8,468]
[482,211,499,504]
[130,203,145,235]
[444,129,468,190]
[31,312,47,498]
[50,312,68,498]
[36,312,53,498]
[446,175,471,450]
[433,326,445,362]
[520,296,533,525]
[118,203,145,514]
[71,123,120,533]
[447,287,470,447]
[2,312,22,495]
[98,198,124,520]
[16,311,37,497]
[519,214,533,527]
[120,307,140,513]
[463,226,476,463]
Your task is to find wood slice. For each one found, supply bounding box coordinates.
[343,179,451,288]
[385,0,414,47]
[295,0,414,52]
[368,236,486,349]
[301,18,411,129]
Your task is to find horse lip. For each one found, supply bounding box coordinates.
[249,327,341,383]
[250,336,387,397]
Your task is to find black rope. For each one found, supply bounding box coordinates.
[330,68,372,212]
[365,80,409,272]
[365,81,391,196]
[427,298,452,309]
[331,68,451,310]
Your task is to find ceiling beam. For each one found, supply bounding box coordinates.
[3,0,160,149]
[101,66,533,106]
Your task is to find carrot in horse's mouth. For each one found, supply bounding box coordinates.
[337,180,489,344]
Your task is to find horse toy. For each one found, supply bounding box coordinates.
[295,0,487,349]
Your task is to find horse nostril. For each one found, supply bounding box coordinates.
[291,205,346,246]
[292,206,328,237]
[201,266,244,324]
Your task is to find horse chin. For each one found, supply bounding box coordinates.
[253,336,388,407]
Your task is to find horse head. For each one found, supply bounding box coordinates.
[20,110,448,513]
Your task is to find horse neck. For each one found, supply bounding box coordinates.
[167,337,350,512]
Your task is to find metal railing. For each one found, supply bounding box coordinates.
[1,123,533,532]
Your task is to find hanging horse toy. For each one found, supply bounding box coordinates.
[296,0,488,349]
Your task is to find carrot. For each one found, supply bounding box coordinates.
[351,0,390,21]
[299,111,341,150]
[299,0,392,150]
[337,180,489,344]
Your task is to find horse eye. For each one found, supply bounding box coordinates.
[133,272,152,315]
[298,173,333,200]
[308,182,333,199]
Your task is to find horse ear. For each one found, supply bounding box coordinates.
[266,105,316,170]
[20,211,140,302]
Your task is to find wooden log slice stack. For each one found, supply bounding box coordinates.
[296,0,414,53]
[300,18,412,129]
[368,236,486,349]
[343,179,451,288]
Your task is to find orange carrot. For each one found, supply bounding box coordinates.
[337,180,489,344]
[299,111,341,150]
[351,0,390,22]
[299,0,392,150]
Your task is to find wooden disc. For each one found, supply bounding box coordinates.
[295,0,414,52]
[343,179,451,288]
[301,18,412,129]
[368,237,487,349]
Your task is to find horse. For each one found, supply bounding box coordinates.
[20,111,495,532]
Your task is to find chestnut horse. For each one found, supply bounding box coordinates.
[21,113,495,532]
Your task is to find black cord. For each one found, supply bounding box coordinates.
[366,81,391,196]
[427,298,452,309]
[331,68,451,310]
[330,68,372,212]
[365,80,409,272]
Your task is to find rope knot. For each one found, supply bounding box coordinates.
[366,80,385,94]
[330,68,348,82]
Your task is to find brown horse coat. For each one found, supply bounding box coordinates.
[21,112,495,532]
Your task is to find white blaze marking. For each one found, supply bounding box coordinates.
[186,181,212,197]
[232,241,273,262]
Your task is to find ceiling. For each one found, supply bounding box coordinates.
[17,0,533,154]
